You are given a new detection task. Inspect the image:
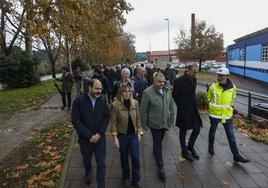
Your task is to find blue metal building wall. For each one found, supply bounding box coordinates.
[246,69,268,83]
[227,32,268,84]
[246,45,262,61]
[233,49,240,60]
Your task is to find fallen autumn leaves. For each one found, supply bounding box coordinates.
[234,115,268,144]
[0,122,73,187]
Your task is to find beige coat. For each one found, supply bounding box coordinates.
[110,99,142,136]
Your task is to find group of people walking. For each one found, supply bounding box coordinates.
[70,63,249,188]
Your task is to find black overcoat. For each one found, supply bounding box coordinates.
[172,73,202,130]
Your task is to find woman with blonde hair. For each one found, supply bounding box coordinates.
[110,85,142,188]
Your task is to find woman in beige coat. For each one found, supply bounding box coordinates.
[110,85,142,188]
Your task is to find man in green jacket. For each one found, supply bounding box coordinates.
[140,72,174,180]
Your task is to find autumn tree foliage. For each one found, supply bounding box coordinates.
[1,0,135,78]
[175,21,224,71]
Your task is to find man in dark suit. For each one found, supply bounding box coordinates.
[71,79,110,188]
[172,64,202,162]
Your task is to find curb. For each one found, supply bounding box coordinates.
[33,92,58,110]
[58,129,77,188]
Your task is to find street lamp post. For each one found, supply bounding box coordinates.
[164,18,171,62]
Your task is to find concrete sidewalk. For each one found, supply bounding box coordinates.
[64,115,268,188]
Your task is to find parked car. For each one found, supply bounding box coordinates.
[251,101,268,119]
[178,64,186,68]
[201,63,210,70]
[211,63,220,68]
[220,63,226,68]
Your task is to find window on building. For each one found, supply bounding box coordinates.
[262,45,268,62]
[239,48,245,61]
[229,50,234,60]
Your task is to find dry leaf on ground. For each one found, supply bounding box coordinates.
[176,171,185,179]
[177,156,186,162]
[16,164,29,170]
[40,180,55,187]
[221,178,230,186]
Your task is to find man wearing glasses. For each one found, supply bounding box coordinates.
[140,72,174,180]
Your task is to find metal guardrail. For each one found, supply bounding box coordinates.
[197,82,268,122]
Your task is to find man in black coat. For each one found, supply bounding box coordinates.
[71,79,109,188]
[172,64,202,162]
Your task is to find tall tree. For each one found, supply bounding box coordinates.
[0,0,26,56]
[120,32,136,64]
[175,21,224,71]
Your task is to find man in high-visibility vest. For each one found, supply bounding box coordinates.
[206,68,250,163]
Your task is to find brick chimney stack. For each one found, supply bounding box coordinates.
[191,13,196,48]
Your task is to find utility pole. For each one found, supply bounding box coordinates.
[148,37,151,52]
[164,18,171,62]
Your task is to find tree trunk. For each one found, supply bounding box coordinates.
[25,0,33,57]
[65,39,72,73]
[199,59,202,72]
[0,1,7,56]
[48,54,56,78]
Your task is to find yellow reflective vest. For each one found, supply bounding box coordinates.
[206,81,236,123]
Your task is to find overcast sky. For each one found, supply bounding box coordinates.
[124,0,267,52]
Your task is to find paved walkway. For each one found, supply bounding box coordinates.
[0,93,69,161]
[64,114,268,188]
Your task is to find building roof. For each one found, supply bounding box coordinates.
[234,27,268,43]
[149,50,177,56]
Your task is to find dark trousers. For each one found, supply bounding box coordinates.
[209,117,240,157]
[62,92,71,107]
[150,128,166,169]
[117,134,140,183]
[179,126,200,151]
[78,138,106,188]
[75,81,82,95]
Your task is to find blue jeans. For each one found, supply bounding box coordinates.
[150,128,166,169]
[78,138,106,188]
[208,117,240,157]
[117,134,140,183]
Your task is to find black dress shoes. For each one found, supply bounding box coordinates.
[84,173,92,185]
[122,179,130,187]
[187,146,200,160]
[132,181,142,188]
[157,168,167,180]
[182,149,194,162]
[234,155,250,163]
[208,145,215,155]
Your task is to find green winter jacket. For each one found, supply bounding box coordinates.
[140,85,175,129]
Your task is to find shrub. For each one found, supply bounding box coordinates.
[0,47,40,88]
[196,92,208,110]
[71,57,88,71]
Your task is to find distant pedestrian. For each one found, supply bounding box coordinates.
[164,63,176,86]
[140,72,174,180]
[172,64,202,162]
[110,85,142,188]
[115,65,122,81]
[206,68,250,163]
[71,79,110,187]
[133,67,147,104]
[103,65,116,102]
[73,66,83,95]
[112,68,135,101]
[55,66,74,111]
